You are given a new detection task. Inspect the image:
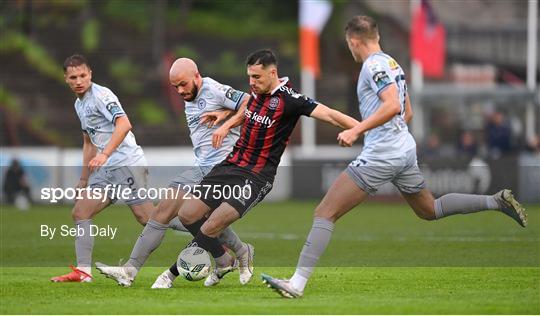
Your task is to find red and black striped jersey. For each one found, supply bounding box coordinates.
[227,77,318,180]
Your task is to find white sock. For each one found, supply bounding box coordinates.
[290,271,308,292]
[165,269,177,281]
[77,266,92,276]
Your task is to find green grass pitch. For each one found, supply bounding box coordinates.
[1,201,539,314]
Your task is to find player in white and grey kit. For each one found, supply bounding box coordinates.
[51,54,189,283]
[96,58,254,288]
[263,15,528,298]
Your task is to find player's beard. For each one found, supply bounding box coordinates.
[183,80,199,102]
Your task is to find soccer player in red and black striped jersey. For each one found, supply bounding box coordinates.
[176,49,360,282]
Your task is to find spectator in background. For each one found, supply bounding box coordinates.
[419,133,442,160]
[486,110,512,158]
[2,159,32,206]
[457,130,478,158]
[525,134,540,154]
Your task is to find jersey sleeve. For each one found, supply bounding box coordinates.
[215,82,247,111]
[286,91,319,117]
[96,91,126,124]
[365,58,395,96]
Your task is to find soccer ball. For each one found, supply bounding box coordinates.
[176,246,212,281]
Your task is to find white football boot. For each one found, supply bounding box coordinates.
[261,274,303,298]
[151,270,175,289]
[95,262,136,287]
[494,189,527,227]
[237,243,255,285]
[204,258,238,287]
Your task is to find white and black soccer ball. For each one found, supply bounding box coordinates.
[176,246,212,281]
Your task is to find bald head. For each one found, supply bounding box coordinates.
[169,58,202,101]
[170,58,199,80]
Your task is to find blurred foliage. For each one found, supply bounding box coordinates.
[185,9,296,41]
[0,86,67,146]
[0,0,304,146]
[0,32,63,83]
[108,58,143,94]
[81,18,100,53]
[103,0,150,33]
[0,86,22,114]
[136,99,168,126]
[173,45,198,60]
[205,51,245,78]
[46,0,88,9]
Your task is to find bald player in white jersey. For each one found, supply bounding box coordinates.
[51,54,191,283]
[263,15,527,298]
[96,58,255,288]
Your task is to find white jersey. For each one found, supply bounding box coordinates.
[184,77,246,167]
[356,52,416,160]
[74,82,146,167]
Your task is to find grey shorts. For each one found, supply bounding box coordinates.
[88,166,149,205]
[168,166,214,189]
[346,148,426,195]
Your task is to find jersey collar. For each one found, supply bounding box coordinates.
[77,83,93,102]
[251,77,290,99]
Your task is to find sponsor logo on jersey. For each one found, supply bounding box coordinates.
[187,115,200,127]
[269,97,280,110]
[197,98,207,110]
[245,109,276,128]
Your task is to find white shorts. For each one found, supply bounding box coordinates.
[88,166,149,205]
[346,148,426,195]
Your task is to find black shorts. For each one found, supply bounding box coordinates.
[198,161,273,217]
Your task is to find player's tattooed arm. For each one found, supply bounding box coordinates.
[337,84,401,147]
[79,132,97,187]
[310,104,360,130]
[89,115,132,171]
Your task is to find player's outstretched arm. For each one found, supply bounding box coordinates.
[79,132,97,188]
[200,110,234,127]
[89,115,132,171]
[337,84,401,147]
[309,104,360,130]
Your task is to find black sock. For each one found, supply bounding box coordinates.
[190,231,225,258]
[183,217,206,237]
[168,262,179,276]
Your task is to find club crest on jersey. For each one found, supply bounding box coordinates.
[269,97,280,110]
[197,98,207,110]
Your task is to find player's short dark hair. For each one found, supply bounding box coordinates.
[246,49,277,68]
[63,54,90,72]
[345,15,379,41]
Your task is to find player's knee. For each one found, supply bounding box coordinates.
[178,210,197,225]
[200,220,222,238]
[71,205,92,221]
[153,200,178,222]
